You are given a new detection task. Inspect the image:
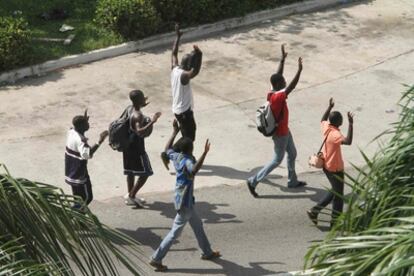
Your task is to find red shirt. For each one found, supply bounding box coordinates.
[268,90,289,136]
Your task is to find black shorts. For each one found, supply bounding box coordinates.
[123,151,153,176]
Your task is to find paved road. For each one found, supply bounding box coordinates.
[0,0,413,274]
[0,0,412,200]
[92,170,339,275]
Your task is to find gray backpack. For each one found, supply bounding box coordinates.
[256,101,278,137]
[108,106,133,151]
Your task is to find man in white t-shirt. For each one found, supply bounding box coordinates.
[170,24,202,142]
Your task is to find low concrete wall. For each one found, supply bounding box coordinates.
[0,0,356,84]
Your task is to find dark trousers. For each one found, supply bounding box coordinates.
[71,177,93,206]
[312,169,344,221]
[175,109,196,141]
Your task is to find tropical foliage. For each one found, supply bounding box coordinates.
[0,165,144,275]
[305,85,414,275]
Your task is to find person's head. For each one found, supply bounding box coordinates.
[180,54,192,71]
[174,137,194,155]
[329,111,343,127]
[270,73,286,91]
[129,90,146,108]
[72,115,89,133]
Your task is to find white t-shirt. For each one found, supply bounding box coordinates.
[171,66,193,114]
[66,129,91,160]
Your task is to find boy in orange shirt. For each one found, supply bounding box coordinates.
[307,98,353,227]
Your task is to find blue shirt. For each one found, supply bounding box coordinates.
[167,149,195,210]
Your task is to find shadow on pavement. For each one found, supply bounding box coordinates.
[146,201,243,224]
[116,227,197,252]
[167,258,285,275]
[199,164,282,182]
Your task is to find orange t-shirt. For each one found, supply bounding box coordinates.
[321,121,345,172]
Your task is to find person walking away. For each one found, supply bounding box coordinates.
[247,44,306,197]
[123,90,161,207]
[65,110,108,208]
[150,120,220,271]
[307,98,354,228]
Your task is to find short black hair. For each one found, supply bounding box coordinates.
[129,90,145,106]
[270,73,286,90]
[72,115,87,130]
[174,137,193,154]
[329,111,343,127]
[180,54,192,70]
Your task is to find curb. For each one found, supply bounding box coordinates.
[0,0,357,84]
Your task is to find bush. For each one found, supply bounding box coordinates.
[95,0,160,40]
[0,16,31,72]
[151,0,197,29]
[193,0,250,24]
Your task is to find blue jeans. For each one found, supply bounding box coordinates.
[151,206,213,262]
[248,131,299,188]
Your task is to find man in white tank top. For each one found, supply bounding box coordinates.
[170,24,202,142]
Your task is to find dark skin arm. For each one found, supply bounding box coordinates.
[285,57,303,96]
[161,120,180,170]
[342,112,354,145]
[165,120,180,152]
[171,24,182,70]
[181,45,203,85]
[322,98,335,122]
[131,110,162,136]
[276,44,288,75]
[89,131,109,157]
[191,139,210,176]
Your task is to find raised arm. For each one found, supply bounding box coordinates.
[171,24,182,70]
[342,112,354,145]
[191,139,210,175]
[181,45,203,85]
[89,131,109,157]
[322,98,335,122]
[134,112,162,136]
[164,120,180,152]
[276,44,288,75]
[285,57,303,96]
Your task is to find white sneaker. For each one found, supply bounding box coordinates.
[134,198,145,207]
[124,196,136,206]
[135,197,146,204]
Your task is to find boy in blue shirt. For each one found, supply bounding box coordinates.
[150,120,220,271]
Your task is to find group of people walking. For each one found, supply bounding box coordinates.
[64,24,353,271]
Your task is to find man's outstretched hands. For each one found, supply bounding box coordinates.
[175,23,182,38]
[329,97,335,108]
[152,112,162,123]
[281,44,288,60]
[173,119,180,132]
[204,139,211,154]
[347,112,354,124]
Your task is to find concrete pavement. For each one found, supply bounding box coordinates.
[0,0,412,200]
[0,1,413,274]
[92,170,338,275]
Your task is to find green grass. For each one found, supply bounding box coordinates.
[0,0,123,66]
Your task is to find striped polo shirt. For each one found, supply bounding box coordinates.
[65,129,91,185]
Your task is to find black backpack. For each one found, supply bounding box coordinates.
[108,106,133,151]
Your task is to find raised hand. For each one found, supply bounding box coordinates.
[152,112,162,123]
[175,23,182,38]
[99,130,109,144]
[193,44,201,52]
[329,97,335,108]
[347,112,354,124]
[298,57,303,71]
[281,44,288,60]
[172,119,180,132]
[204,139,211,154]
[84,109,89,121]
